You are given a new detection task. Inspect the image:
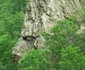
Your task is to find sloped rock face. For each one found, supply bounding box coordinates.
[12,0,81,61]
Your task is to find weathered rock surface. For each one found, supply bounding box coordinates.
[76,24,85,34]
[12,0,81,60]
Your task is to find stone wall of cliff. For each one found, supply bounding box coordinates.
[12,0,81,61]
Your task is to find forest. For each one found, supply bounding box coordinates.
[0,0,28,70]
[0,0,85,70]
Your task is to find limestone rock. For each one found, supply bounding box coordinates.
[12,0,81,60]
[76,24,85,34]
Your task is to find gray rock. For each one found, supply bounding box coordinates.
[76,24,85,34]
[12,0,81,61]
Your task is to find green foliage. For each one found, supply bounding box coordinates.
[19,49,52,70]
[11,0,29,14]
[0,0,85,70]
[59,46,85,70]
[0,0,28,70]
[43,17,85,69]
[0,12,24,70]
[0,62,6,70]
[81,0,85,5]
[19,16,85,70]
[43,17,79,53]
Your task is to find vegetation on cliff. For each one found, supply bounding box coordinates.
[19,16,85,70]
[0,0,85,70]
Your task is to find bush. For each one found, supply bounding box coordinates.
[42,17,85,69]
[0,62,6,70]
[0,0,28,70]
[59,46,85,70]
[19,49,52,70]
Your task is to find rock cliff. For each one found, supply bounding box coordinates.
[12,0,81,61]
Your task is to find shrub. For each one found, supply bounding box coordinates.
[0,62,6,70]
[59,46,85,70]
[19,49,52,70]
[42,17,85,69]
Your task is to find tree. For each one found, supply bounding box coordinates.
[19,49,52,70]
[42,17,85,69]
[0,0,28,70]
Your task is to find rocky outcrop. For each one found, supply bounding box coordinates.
[12,0,81,61]
[76,24,85,34]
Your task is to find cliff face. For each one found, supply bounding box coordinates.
[12,0,81,60]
